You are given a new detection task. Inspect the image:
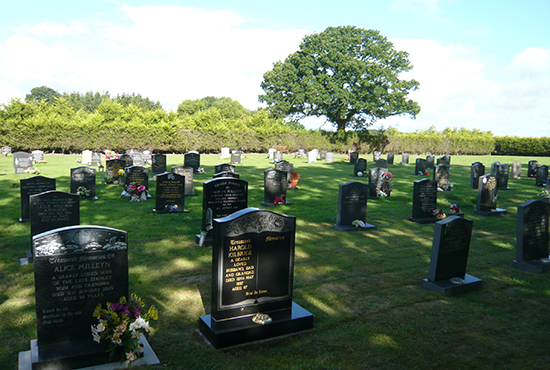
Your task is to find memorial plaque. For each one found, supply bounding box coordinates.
[152,154,166,175]
[350,152,359,165]
[30,225,128,368]
[528,160,538,178]
[513,199,550,273]
[32,150,45,163]
[470,162,485,189]
[30,191,80,239]
[354,158,367,177]
[171,166,196,196]
[231,152,241,165]
[401,153,409,165]
[199,208,313,349]
[262,169,289,206]
[387,153,395,165]
[13,151,33,174]
[410,179,438,224]
[434,164,450,191]
[511,160,522,179]
[184,152,200,172]
[415,158,427,176]
[496,163,510,190]
[334,181,375,231]
[124,165,149,190]
[105,159,125,182]
[119,153,133,168]
[426,155,435,169]
[198,178,248,244]
[215,164,235,174]
[70,166,96,199]
[536,165,548,187]
[20,176,56,222]
[422,216,481,296]
[81,150,93,165]
[90,152,101,167]
[325,152,335,163]
[474,174,507,216]
[2,146,11,155]
[275,161,294,182]
[373,151,381,161]
[154,172,187,213]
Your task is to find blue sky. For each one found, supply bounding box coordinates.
[1,0,549,136]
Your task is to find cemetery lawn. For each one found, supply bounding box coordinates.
[1,153,550,370]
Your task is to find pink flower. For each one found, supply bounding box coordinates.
[137,185,146,192]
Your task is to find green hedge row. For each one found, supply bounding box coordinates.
[494,136,550,156]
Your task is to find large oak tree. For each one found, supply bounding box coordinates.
[259,26,420,132]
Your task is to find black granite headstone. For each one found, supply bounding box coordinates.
[30,191,80,239]
[496,163,510,190]
[152,154,167,175]
[119,153,133,168]
[13,151,33,174]
[184,152,200,172]
[474,174,507,216]
[20,176,56,222]
[387,153,395,165]
[528,160,538,178]
[354,158,367,177]
[197,178,248,245]
[171,166,196,196]
[29,225,128,369]
[213,171,240,179]
[334,181,375,231]
[434,165,450,191]
[490,161,500,176]
[199,208,313,349]
[368,168,379,199]
[70,166,96,199]
[415,158,427,176]
[422,216,481,296]
[125,166,149,190]
[410,179,438,224]
[105,159,125,182]
[536,165,548,187]
[513,199,550,273]
[350,152,359,165]
[262,169,290,206]
[470,162,485,189]
[153,172,188,213]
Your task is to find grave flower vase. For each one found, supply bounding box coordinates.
[289,179,299,188]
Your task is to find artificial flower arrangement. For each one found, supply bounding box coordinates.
[274,194,286,204]
[432,209,446,219]
[352,219,366,228]
[104,169,125,185]
[24,167,40,174]
[77,186,91,199]
[91,294,158,366]
[290,171,301,180]
[104,150,118,160]
[449,204,461,213]
[376,172,394,198]
[122,183,149,202]
[538,189,549,198]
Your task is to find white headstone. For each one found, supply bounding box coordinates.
[268,148,277,159]
[81,150,92,165]
[221,147,230,159]
[308,151,317,163]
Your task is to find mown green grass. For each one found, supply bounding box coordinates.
[1,153,549,370]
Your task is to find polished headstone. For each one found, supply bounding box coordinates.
[334,181,375,231]
[20,176,56,222]
[513,199,550,273]
[474,174,507,216]
[154,172,188,213]
[410,179,438,224]
[70,166,96,199]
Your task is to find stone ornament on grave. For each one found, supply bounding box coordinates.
[422,216,482,296]
[20,176,56,222]
[199,208,313,349]
[154,172,188,213]
[262,169,290,206]
[152,154,167,175]
[70,166,97,200]
[470,162,485,189]
[401,153,409,165]
[387,153,395,165]
[410,179,439,224]
[326,152,335,163]
[474,174,507,216]
[528,160,538,178]
[197,177,249,246]
[536,165,548,187]
[513,199,550,274]
[172,166,196,196]
[13,151,33,174]
[334,181,375,231]
[415,158,427,176]
[354,158,367,177]
[511,161,522,179]
[21,225,153,370]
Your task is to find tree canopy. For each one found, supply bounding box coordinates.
[259,26,421,132]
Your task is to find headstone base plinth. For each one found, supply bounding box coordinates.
[409,217,438,224]
[474,208,507,216]
[18,336,159,370]
[198,302,314,350]
[261,201,292,207]
[422,274,482,296]
[333,223,376,231]
[513,258,550,274]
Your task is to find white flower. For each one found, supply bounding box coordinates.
[111,334,122,345]
[96,321,106,332]
[126,351,137,362]
[92,332,101,343]
[129,316,149,331]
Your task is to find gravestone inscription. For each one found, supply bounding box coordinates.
[513,199,550,274]
[70,166,97,199]
[105,159,125,182]
[422,216,481,296]
[334,181,375,231]
[20,176,56,222]
[30,191,80,239]
[125,166,149,190]
[410,179,438,224]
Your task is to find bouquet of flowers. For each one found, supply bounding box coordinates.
[91,294,158,366]
[274,194,286,204]
[449,204,461,213]
[122,183,148,202]
[24,167,40,174]
[380,172,393,194]
[105,150,118,160]
[352,219,366,228]
[77,186,90,199]
[432,209,446,219]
